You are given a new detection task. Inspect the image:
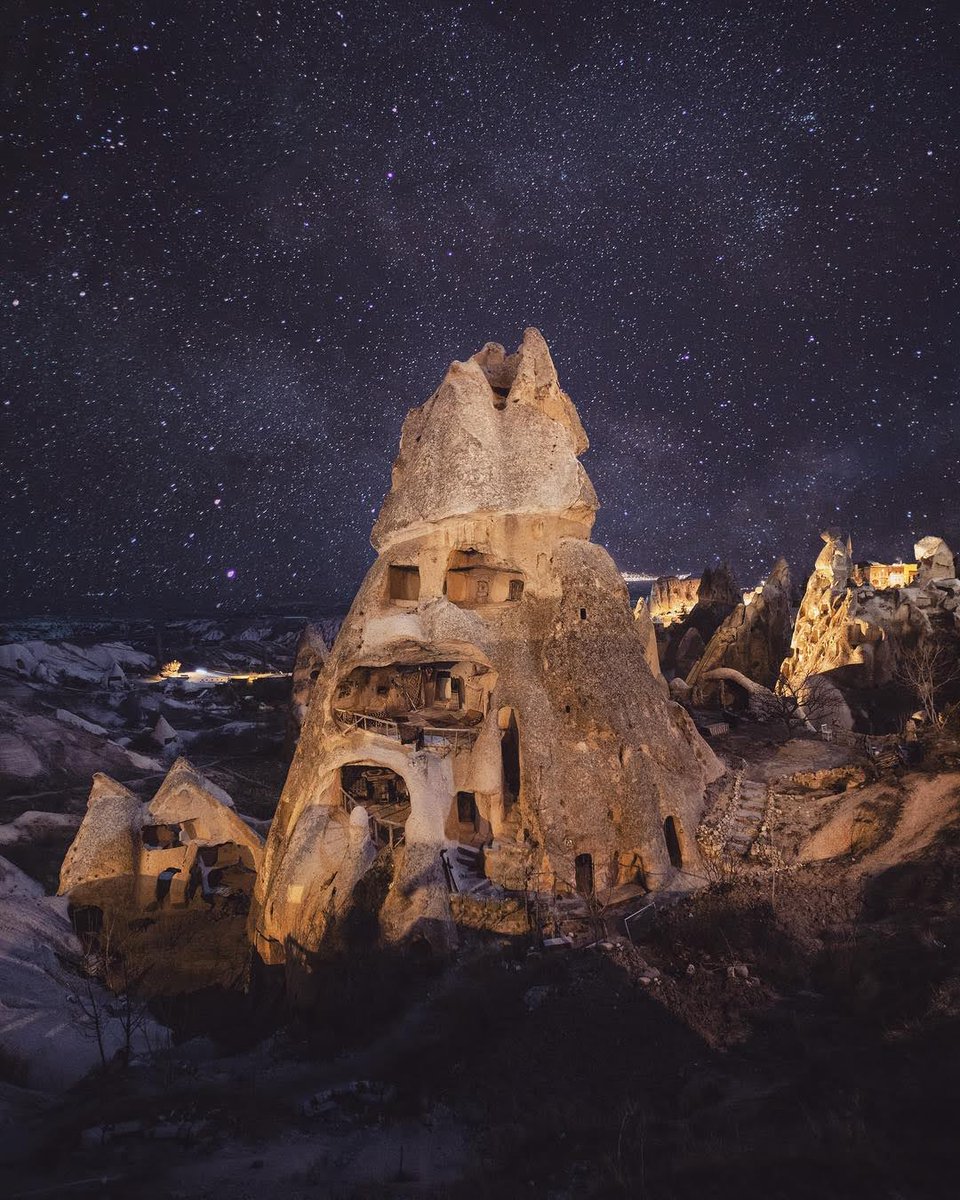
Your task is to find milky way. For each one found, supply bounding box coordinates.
[3,1,958,614]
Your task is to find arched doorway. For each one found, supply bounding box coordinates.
[663,816,683,869]
[340,764,411,848]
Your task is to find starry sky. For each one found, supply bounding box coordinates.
[3,0,958,615]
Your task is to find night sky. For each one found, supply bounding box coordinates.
[3,1,958,616]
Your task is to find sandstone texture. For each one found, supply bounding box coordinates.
[252,329,722,965]
[688,559,792,702]
[286,622,330,751]
[915,536,956,587]
[649,576,700,626]
[60,756,262,907]
[652,563,741,680]
[780,531,960,731]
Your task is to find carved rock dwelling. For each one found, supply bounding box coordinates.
[60,757,262,910]
[251,329,722,962]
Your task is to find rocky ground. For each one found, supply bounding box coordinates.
[1,624,959,1198]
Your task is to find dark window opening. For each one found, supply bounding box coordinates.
[579,608,588,620]
[452,791,480,842]
[155,867,181,905]
[388,564,420,602]
[663,816,683,869]
[69,904,103,938]
[491,385,509,410]
[457,791,478,825]
[575,853,595,897]
[500,708,521,808]
[142,823,182,850]
[508,578,524,601]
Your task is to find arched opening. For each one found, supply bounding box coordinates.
[575,853,594,897]
[499,707,521,811]
[340,764,411,848]
[663,816,683,869]
[333,658,491,748]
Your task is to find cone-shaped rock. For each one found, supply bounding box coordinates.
[251,330,722,965]
[688,559,792,701]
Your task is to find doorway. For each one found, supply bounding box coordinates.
[575,852,594,897]
[500,708,520,809]
[663,816,683,869]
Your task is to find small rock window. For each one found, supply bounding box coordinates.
[388,565,420,602]
[579,608,588,621]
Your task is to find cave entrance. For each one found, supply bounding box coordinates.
[340,764,411,848]
[451,790,480,843]
[663,816,683,869]
[575,853,595,897]
[499,707,521,811]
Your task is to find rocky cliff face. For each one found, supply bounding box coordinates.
[59,758,263,994]
[780,531,960,731]
[688,559,792,702]
[915,536,956,587]
[652,563,742,680]
[251,330,722,968]
[649,576,700,626]
[61,757,261,907]
[286,623,330,753]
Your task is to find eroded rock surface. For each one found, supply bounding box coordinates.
[252,330,722,968]
[780,530,960,731]
[688,559,792,702]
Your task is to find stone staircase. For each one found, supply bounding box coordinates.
[482,806,535,890]
[723,779,768,859]
[444,843,499,899]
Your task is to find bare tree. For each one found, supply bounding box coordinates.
[896,636,960,729]
[62,911,151,1070]
[771,670,847,734]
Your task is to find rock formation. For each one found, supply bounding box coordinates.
[251,329,722,965]
[286,622,330,753]
[632,598,668,697]
[780,531,960,731]
[695,563,742,614]
[674,627,706,679]
[688,559,792,704]
[651,562,741,680]
[915,536,956,587]
[60,757,262,909]
[649,576,700,626]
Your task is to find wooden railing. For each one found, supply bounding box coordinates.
[338,787,405,848]
[334,709,401,739]
[333,708,479,750]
